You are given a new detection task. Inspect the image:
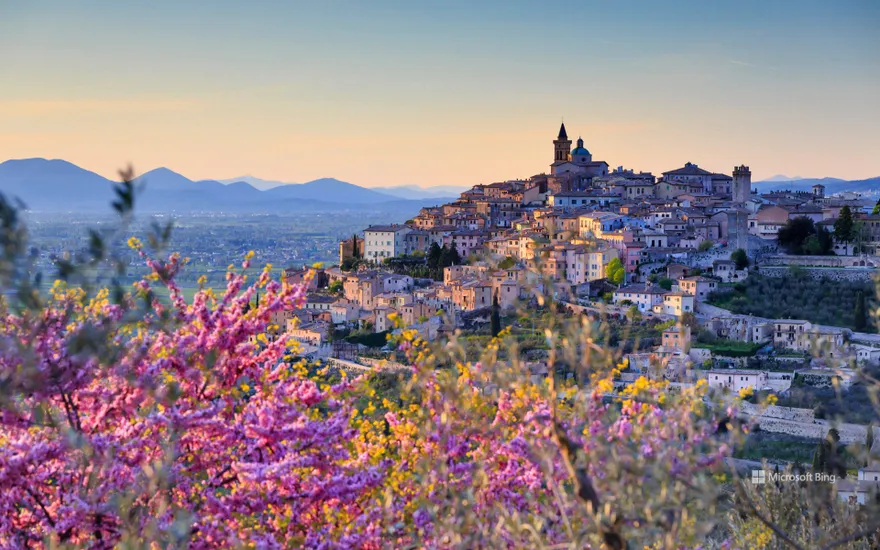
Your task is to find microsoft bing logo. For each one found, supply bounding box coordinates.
[751,470,766,484]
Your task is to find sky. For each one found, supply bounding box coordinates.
[1,0,878,187]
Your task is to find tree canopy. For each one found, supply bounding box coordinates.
[606,257,625,285]
[730,248,749,270]
[834,205,856,243]
[778,216,833,255]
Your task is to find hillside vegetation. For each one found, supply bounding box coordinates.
[708,271,876,332]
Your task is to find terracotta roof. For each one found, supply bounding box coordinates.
[663,163,714,177]
[616,284,666,295]
[365,224,410,233]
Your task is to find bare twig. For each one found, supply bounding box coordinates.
[733,481,806,550]
[819,523,880,550]
[24,487,55,527]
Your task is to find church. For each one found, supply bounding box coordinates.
[547,122,609,193]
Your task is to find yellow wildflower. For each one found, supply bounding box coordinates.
[596,378,614,394]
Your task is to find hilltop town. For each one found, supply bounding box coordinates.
[280,124,874,343]
[272,123,880,501]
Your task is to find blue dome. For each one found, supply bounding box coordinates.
[571,138,590,156]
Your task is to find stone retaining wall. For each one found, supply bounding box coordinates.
[759,266,877,283]
[761,255,880,268]
[748,417,867,444]
[738,402,868,444]
[741,402,814,423]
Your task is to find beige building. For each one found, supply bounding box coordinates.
[338,235,364,265]
[330,300,360,324]
[661,162,716,194]
[488,268,525,309]
[578,212,623,239]
[286,319,327,346]
[853,344,880,365]
[372,306,396,333]
[641,229,669,249]
[399,301,434,326]
[678,276,717,301]
[343,274,381,309]
[770,320,847,355]
[661,326,691,351]
[364,224,412,261]
[451,279,493,311]
[706,369,768,393]
[613,283,667,312]
[586,247,619,281]
[712,259,748,283]
[444,264,489,285]
[772,320,812,350]
[658,292,695,316]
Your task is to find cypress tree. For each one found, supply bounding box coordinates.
[427,242,442,270]
[490,293,501,337]
[812,439,826,473]
[825,428,845,476]
[854,291,867,332]
[834,205,855,244]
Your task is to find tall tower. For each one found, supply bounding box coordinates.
[732,165,751,204]
[553,122,572,164]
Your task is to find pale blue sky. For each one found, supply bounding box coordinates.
[1,0,878,186]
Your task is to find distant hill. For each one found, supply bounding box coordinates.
[0,158,444,216]
[372,184,467,200]
[0,158,114,210]
[761,174,804,182]
[754,176,878,195]
[217,175,288,191]
[265,178,399,204]
[219,175,465,201]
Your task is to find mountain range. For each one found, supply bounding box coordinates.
[0,158,458,215]
[753,176,880,195]
[3,158,878,215]
[760,174,805,182]
[217,175,468,199]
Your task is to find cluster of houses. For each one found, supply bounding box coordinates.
[620,270,880,393]
[302,124,877,351]
[275,263,534,352]
[274,123,879,378]
[346,124,870,290]
[267,122,880,506]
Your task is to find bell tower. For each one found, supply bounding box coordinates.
[732,165,751,203]
[553,122,572,163]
